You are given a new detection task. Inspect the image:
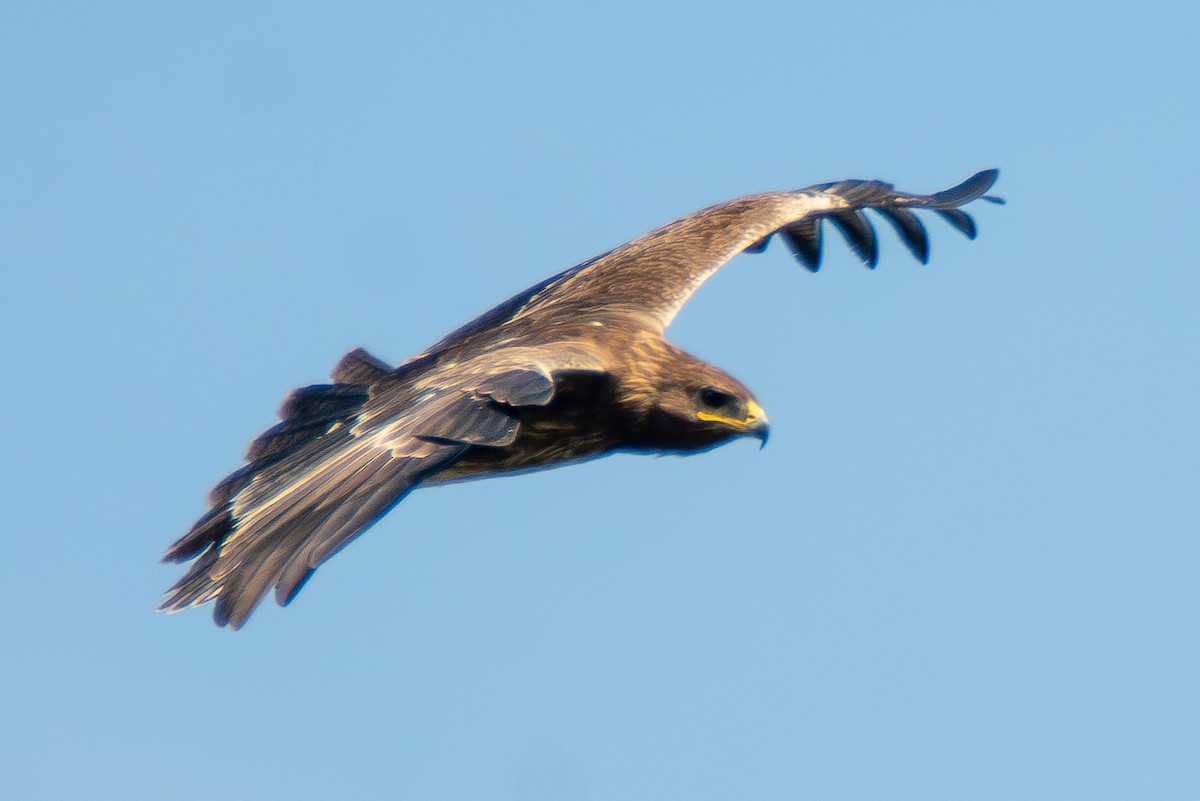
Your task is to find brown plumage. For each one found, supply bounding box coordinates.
[160,169,1002,628]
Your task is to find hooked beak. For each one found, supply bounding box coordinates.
[744,400,770,449]
[697,399,770,448]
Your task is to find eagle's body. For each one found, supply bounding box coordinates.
[161,170,1001,628]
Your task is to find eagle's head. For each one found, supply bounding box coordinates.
[626,347,769,453]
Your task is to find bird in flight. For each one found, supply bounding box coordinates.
[160,169,1002,628]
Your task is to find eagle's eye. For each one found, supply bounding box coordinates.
[698,387,734,409]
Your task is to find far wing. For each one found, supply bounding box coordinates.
[522,170,1001,329]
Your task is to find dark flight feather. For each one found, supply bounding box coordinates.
[743,235,772,254]
[934,208,978,239]
[780,218,823,271]
[876,207,930,264]
[828,210,879,269]
[922,169,998,208]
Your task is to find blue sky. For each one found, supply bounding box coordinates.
[2,3,1197,799]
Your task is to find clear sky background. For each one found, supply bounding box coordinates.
[2,3,1197,800]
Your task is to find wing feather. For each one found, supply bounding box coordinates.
[162,398,481,628]
[743,235,773,254]
[934,208,978,239]
[876,207,930,264]
[828,210,879,269]
[273,455,422,606]
[780,218,823,272]
[160,347,603,628]
[512,169,999,327]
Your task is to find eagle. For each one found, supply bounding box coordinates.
[160,169,1002,628]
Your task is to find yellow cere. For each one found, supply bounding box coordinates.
[697,400,766,430]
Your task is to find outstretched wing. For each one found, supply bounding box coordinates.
[518,169,1000,329]
[159,347,590,629]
